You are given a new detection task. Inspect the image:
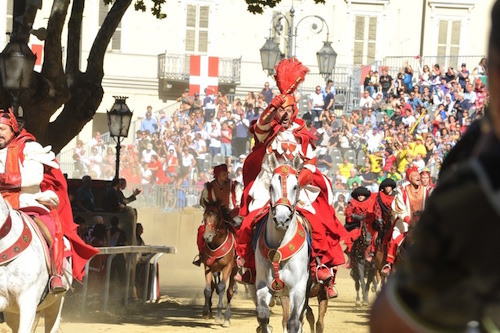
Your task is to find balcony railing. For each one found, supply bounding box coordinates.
[157,53,241,84]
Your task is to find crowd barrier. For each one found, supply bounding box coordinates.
[80,245,177,313]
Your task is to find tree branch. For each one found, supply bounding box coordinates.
[66,0,85,80]
[43,0,69,79]
[87,0,132,78]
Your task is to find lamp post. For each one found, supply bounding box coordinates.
[259,7,337,78]
[0,35,37,119]
[107,96,133,180]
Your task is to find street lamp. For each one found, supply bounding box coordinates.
[107,96,133,180]
[259,7,338,78]
[0,36,36,119]
[259,37,282,75]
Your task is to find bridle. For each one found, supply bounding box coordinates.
[271,165,299,211]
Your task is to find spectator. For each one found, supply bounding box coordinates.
[359,89,374,109]
[458,63,470,90]
[261,82,274,105]
[364,70,376,96]
[220,121,233,166]
[333,193,347,212]
[309,85,325,128]
[140,106,159,134]
[76,175,96,213]
[379,67,394,101]
[346,168,362,190]
[88,131,105,156]
[203,88,217,123]
[103,178,124,212]
[233,111,250,157]
[316,146,333,174]
[208,121,222,157]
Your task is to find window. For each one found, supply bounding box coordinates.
[437,19,461,68]
[6,0,13,33]
[185,4,209,53]
[353,15,377,65]
[99,1,121,51]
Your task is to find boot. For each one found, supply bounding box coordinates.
[325,279,338,298]
[234,269,254,285]
[312,257,332,283]
[49,212,67,294]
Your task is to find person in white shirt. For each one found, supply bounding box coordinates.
[359,89,374,109]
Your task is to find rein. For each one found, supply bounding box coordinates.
[258,219,307,292]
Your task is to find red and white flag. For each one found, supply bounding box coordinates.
[189,55,219,96]
[30,43,43,73]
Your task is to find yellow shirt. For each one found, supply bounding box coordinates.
[409,142,427,158]
[369,154,383,173]
[396,149,411,174]
[338,162,353,179]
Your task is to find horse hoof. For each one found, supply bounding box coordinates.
[355,300,361,307]
[362,302,369,307]
[215,315,224,325]
[222,319,231,328]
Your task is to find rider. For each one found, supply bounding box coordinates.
[237,58,345,298]
[0,108,98,293]
[192,163,242,266]
[420,169,435,193]
[343,186,382,263]
[381,166,429,276]
[374,178,397,251]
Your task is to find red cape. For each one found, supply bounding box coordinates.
[12,130,99,281]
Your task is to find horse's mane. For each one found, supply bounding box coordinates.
[203,200,232,222]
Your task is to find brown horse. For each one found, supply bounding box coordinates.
[200,200,238,327]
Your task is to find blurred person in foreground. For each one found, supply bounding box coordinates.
[370,4,498,332]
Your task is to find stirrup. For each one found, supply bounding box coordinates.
[49,275,67,294]
[192,254,202,267]
[381,263,392,277]
[315,263,333,283]
[236,256,245,269]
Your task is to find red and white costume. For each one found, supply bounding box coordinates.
[238,60,345,282]
[386,168,429,265]
[196,165,242,254]
[0,123,98,283]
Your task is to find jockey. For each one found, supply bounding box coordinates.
[236,58,345,298]
[343,186,382,263]
[420,169,435,193]
[374,178,397,250]
[381,166,429,276]
[0,109,98,293]
[192,163,242,266]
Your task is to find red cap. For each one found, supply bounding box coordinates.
[406,166,419,181]
[0,108,19,133]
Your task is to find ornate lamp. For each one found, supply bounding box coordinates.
[107,96,133,180]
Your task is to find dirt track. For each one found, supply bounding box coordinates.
[0,207,373,333]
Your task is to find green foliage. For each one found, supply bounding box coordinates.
[245,0,326,14]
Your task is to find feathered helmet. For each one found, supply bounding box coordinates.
[274,58,309,120]
[0,108,19,134]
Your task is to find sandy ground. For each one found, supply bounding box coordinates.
[0,208,374,333]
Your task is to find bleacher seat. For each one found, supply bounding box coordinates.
[344,149,357,165]
[212,153,225,166]
[357,150,366,166]
[329,147,342,159]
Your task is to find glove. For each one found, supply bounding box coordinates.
[270,95,286,110]
[298,168,314,187]
[344,221,360,231]
[372,219,383,231]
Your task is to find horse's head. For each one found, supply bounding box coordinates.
[202,200,227,243]
[269,154,301,231]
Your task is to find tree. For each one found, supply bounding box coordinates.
[0,0,323,154]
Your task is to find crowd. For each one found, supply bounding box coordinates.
[71,58,488,209]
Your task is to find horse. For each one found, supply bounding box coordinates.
[349,218,376,306]
[200,200,237,327]
[254,155,310,333]
[372,215,394,293]
[0,195,73,333]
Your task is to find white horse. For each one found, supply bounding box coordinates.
[0,195,72,333]
[254,155,310,333]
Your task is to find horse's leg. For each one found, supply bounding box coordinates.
[359,261,369,307]
[222,265,237,328]
[4,312,20,333]
[15,292,39,333]
[286,280,308,333]
[280,296,290,331]
[316,288,328,333]
[353,266,361,306]
[203,266,213,319]
[44,297,65,333]
[256,285,273,333]
[215,263,233,326]
[305,305,315,333]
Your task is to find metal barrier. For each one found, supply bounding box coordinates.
[80,245,177,313]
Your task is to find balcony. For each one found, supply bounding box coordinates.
[157,53,241,101]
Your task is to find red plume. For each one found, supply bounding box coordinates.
[274,58,309,95]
